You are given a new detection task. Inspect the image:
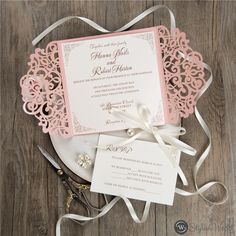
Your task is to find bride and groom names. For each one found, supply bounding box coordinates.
[90,43,133,76]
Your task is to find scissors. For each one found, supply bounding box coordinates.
[37,145,108,218]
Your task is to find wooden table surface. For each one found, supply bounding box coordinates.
[1,1,235,236]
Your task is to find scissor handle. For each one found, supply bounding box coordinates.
[67,177,90,192]
[57,169,108,217]
[62,180,91,218]
[66,194,74,212]
[57,169,90,192]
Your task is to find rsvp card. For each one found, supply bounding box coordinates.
[58,27,169,135]
[91,135,180,205]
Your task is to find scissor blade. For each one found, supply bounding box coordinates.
[37,145,61,170]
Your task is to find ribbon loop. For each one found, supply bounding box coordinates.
[32,5,176,46]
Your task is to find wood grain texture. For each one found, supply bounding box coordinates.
[0,1,235,236]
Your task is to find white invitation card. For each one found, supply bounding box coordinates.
[58,27,170,135]
[91,135,179,205]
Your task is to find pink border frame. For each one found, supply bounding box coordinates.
[57,26,170,135]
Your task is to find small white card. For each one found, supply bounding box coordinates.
[58,27,169,135]
[91,135,180,205]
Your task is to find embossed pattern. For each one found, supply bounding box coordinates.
[20,26,205,136]
[158,26,205,123]
[20,42,70,136]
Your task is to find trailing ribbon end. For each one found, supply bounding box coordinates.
[56,197,151,236]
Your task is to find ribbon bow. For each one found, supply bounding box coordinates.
[110,104,197,186]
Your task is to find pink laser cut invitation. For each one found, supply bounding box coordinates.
[20,26,206,137]
[57,27,169,135]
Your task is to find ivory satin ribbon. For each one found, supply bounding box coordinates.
[103,105,196,187]
[31,5,228,235]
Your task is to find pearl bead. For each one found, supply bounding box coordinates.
[127,128,135,137]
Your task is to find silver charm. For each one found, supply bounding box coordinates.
[127,128,135,137]
[77,153,92,168]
